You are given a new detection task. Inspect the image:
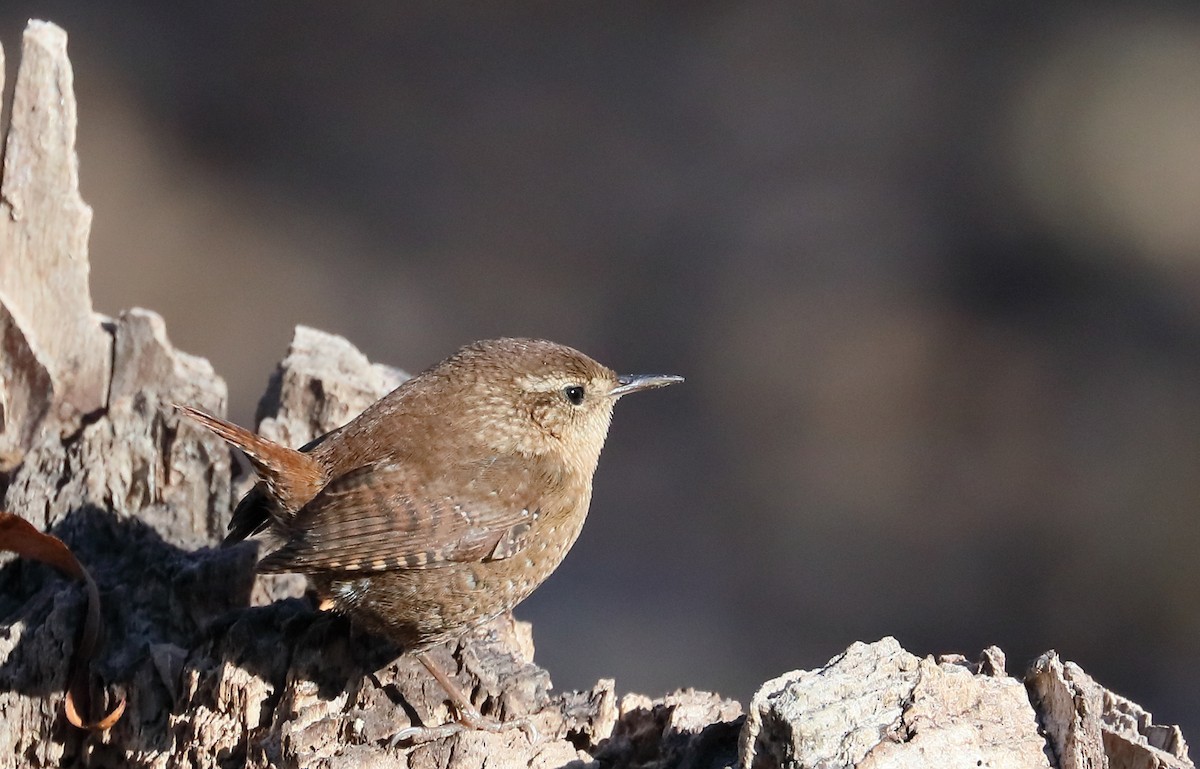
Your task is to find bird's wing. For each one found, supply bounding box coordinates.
[256,458,555,573]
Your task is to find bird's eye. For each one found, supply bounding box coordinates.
[563,385,585,405]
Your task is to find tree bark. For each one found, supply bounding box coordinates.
[0,19,1191,769]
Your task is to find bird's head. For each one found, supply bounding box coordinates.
[435,338,682,476]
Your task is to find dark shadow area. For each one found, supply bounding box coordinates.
[0,505,406,757]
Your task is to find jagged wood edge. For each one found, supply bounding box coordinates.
[0,18,1191,769]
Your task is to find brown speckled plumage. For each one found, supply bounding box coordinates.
[178,337,681,740]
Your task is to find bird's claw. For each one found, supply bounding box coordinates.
[388,721,465,746]
[461,710,539,742]
[387,709,539,747]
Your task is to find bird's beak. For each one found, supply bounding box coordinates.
[609,373,685,398]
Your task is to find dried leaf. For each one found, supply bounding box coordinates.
[0,512,86,579]
[0,511,127,730]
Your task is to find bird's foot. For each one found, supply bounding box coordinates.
[387,720,464,746]
[387,708,538,746]
[388,649,540,745]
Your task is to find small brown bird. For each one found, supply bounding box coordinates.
[178,337,681,741]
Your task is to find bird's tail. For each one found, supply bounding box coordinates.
[175,404,325,514]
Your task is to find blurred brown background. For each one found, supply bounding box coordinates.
[4,1,1200,739]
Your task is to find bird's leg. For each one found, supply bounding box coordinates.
[387,650,538,745]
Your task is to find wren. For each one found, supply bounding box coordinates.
[178,337,682,742]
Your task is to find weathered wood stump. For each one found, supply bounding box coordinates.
[0,20,1191,769]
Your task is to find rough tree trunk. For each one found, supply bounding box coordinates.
[0,20,1192,769]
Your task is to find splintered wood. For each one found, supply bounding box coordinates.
[0,18,1191,769]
